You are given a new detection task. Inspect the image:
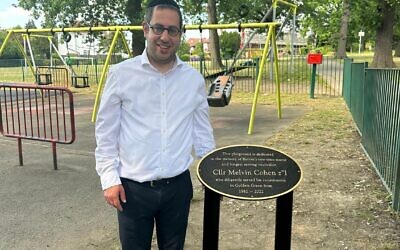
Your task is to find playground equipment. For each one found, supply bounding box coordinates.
[0,22,279,134]
[63,31,95,88]
[270,0,298,78]
[0,27,131,89]
[207,75,234,107]
[195,25,236,108]
[272,0,297,56]
[21,34,72,87]
[184,23,282,135]
[206,1,297,108]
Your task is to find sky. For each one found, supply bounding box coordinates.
[0,0,40,29]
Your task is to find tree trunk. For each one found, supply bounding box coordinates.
[361,38,366,51]
[207,0,224,69]
[335,0,350,59]
[126,0,145,56]
[394,41,400,57]
[371,0,396,68]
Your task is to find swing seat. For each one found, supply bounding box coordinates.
[35,73,52,85]
[207,75,234,107]
[71,75,89,88]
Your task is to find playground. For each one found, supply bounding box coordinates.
[0,1,398,247]
[0,92,398,249]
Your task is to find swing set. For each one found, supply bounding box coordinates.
[62,30,98,88]
[205,0,297,109]
[0,22,282,134]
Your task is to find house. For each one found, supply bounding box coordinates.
[186,37,209,53]
[241,30,307,57]
[57,32,100,57]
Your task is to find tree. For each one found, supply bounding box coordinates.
[179,0,269,69]
[371,0,397,68]
[300,0,345,49]
[18,0,145,56]
[0,29,23,59]
[0,21,50,60]
[300,0,399,68]
[177,40,190,60]
[192,42,206,59]
[393,25,400,57]
[124,0,146,56]
[207,0,223,68]
[336,0,350,58]
[220,31,241,59]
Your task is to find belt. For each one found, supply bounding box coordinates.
[145,170,189,187]
[122,170,189,188]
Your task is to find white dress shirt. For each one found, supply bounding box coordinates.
[95,51,215,190]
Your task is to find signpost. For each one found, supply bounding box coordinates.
[358,30,365,54]
[197,145,302,249]
[307,52,323,99]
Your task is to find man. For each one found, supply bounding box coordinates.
[95,0,215,249]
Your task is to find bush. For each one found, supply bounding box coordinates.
[180,54,190,61]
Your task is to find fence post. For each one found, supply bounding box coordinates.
[254,57,260,92]
[200,57,204,76]
[342,58,354,105]
[95,58,99,86]
[309,64,317,98]
[17,138,23,166]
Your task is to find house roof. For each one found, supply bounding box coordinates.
[186,37,209,47]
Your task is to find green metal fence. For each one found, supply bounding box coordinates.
[342,58,353,105]
[349,61,368,133]
[343,59,400,211]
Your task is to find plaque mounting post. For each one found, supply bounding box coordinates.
[198,145,302,249]
[203,187,221,250]
[275,191,293,249]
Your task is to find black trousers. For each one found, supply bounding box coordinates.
[118,170,193,250]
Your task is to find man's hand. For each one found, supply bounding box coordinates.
[103,184,126,212]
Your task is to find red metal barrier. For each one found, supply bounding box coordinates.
[0,83,75,170]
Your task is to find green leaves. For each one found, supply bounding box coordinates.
[220,31,240,59]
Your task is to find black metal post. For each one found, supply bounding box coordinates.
[203,187,221,250]
[275,191,293,250]
[17,138,23,166]
[52,141,58,170]
[310,63,317,98]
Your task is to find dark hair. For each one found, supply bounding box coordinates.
[145,0,182,29]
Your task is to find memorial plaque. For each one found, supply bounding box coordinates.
[197,145,302,200]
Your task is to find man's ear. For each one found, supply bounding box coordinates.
[142,22,149,36]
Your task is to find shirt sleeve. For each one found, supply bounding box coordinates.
[95,67,122,190]
[193,80,216,158]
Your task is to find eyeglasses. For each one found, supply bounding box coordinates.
[147,23,181,37]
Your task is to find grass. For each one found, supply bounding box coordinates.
[348,51,400,66]
[231,91,316,106]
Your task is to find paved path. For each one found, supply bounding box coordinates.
[0,94,306,249]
